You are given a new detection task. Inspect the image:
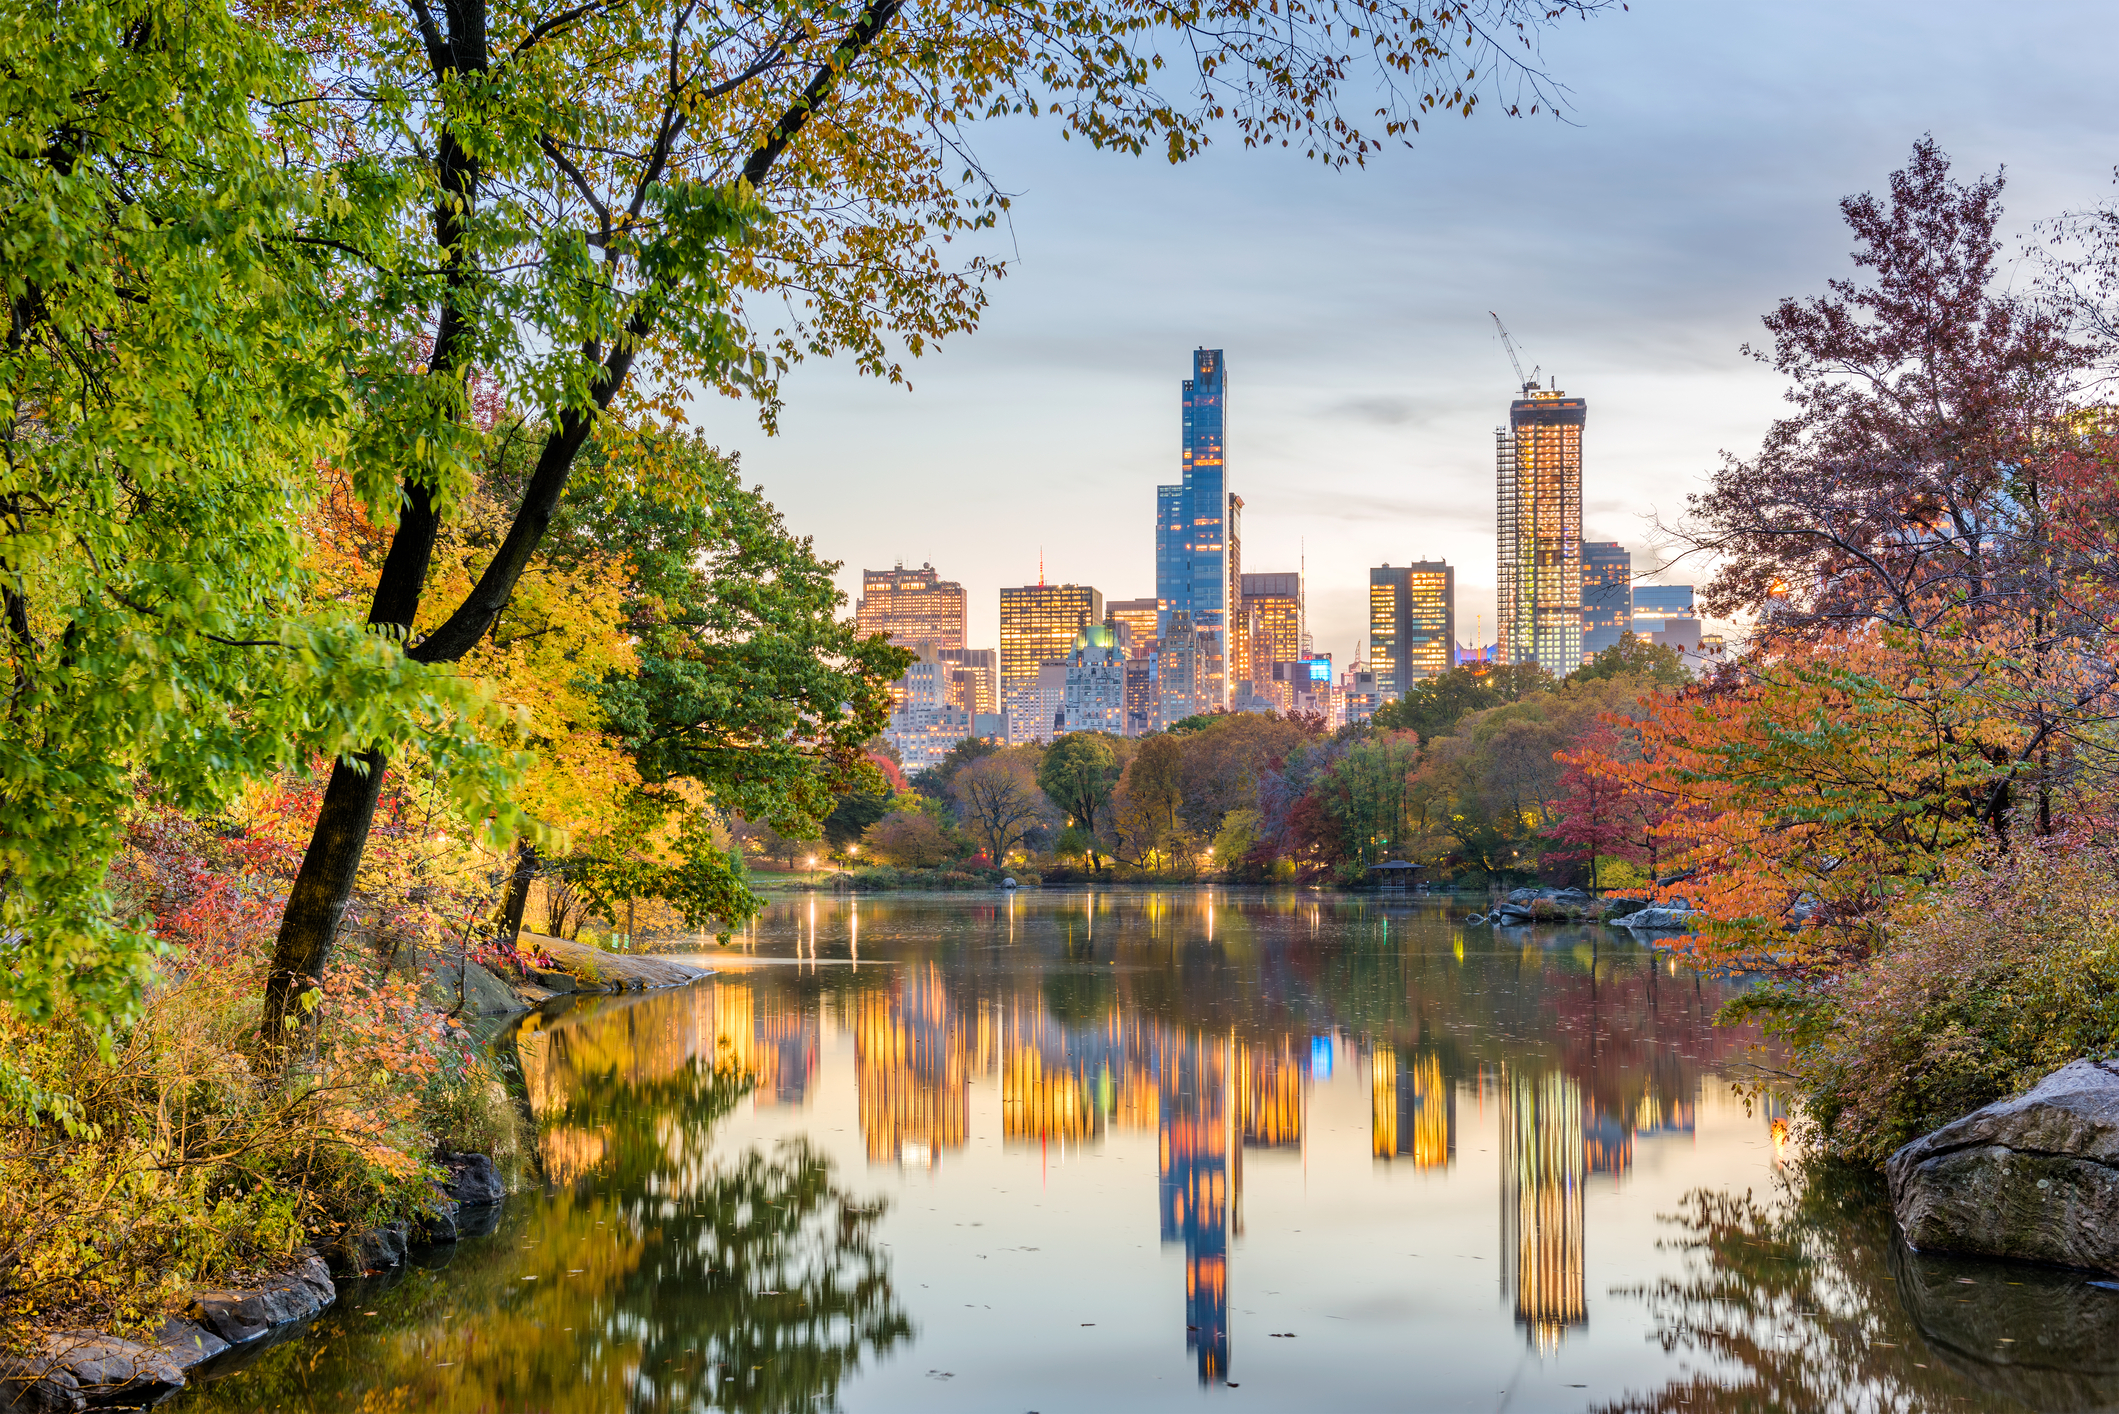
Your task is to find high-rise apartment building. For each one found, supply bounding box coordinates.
[1368,561,1456,697]
[1496,390,1586,677]
[999,582,1103,743]
[1581,542,1632,660]
[1105,598,1161,656]
[1240,572,1304,688]
[1062,625,1127,734]
[855,563,968,649]
[1155,349,1241,708]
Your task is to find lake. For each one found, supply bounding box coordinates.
[173,890,2119,1412]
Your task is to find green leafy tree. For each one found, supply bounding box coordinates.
[1374,663,1553,743]
[0,1,520,1025]
[1036,733,1122,866]
[1568,633,1689,688]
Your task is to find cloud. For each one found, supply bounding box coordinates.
[1329,395,1419,426]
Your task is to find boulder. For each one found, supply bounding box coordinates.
[1,1331,185,1410]
[323,1221,410,1278]
[148,1318,229,1372]
[1888,1059,2119,1273]
[1615,906,1697,931]
[186,1254,336,1346]
[519,933,711,993]
[438,1151,506,1207]
[1600,897,1649,919]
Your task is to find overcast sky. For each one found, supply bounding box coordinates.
[685,0,2119,666]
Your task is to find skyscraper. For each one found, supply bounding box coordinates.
[999,582,1103,743]
[1104,597,1161,656]
[1496,390,1586,677]
[855,563,968,649]
[1239,572,1303,687]
[936,646,997,717]
[1581,542,1632,660]
[1632,584,1695,635]
[1367,561,1455,697]
[1155,349,1241,709]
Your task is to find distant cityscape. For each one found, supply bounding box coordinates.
[859,348,1721,769]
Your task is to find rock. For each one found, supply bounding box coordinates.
[438,1151,506,1207]
[521,933,712,992]
[324,1222,410,1278]
[1600,897,1649,919]
[526,968,576,993]
[1888,1060,2119,1273]
[414,1194,460,1245]
[147,1318,228,1372]
[2,1330,185,1410]
[430,959,526,1021]
[186,1254,336,1346]
[1615,906,1697,931]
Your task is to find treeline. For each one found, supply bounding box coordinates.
[801,636,1689,887]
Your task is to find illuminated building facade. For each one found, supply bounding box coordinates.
[1500,1070,1586,1352]
[1497,391,1586,677]
[1368,561,1455,696]
[1157,610,1207,727]
[1125,656,1159,736]
[1239,572,1303,706]
[1633,584,1695,635]
[937,646,997,717]
[1156,349,1242,707]
[886,654,972,771]
[1105,597,1161,656]
[1581,541,1631,660]
[1000,582,1103,743]
[855,563,968,650]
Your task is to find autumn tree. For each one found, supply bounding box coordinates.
[239,0,1620,1035]
[1673,139,2119,839]
[950,749,1053,864]
[1036,733,1124,867]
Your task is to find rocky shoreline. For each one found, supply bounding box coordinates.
[6,944,713,1411]
[3,1155,505,1411]
[1470,886,1701,931]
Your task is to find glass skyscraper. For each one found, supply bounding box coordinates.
[1580,542,1632,659]
[1155,349,1240,709]
[1368,561,1455,698]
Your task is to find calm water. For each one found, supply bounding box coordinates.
[176,891,2119,1412]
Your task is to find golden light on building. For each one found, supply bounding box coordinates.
[1496,391,1586,677]
[1104,598,1161,655]
[1500,1069,1587,1352]
[999,582,1103,742]
[1367,577,1398,692]
[855,563,968,650]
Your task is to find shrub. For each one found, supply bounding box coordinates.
[1755,840,2119,1164]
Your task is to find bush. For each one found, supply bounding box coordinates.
[0,928,523,1343]
[1756,840,2119,1165]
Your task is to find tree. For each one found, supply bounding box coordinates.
[950,750,1054,865]
[1313,731,1422,867]
[0,3,524,1026]
[8,0,1613,1033]
[1674,139,2119,839]
[1568,634,1688,689]
[1107,734,1189,868]
[1373,663,1552,742]
[1036,733,1122,865]
[861,812,959,868]
[1547,722,1644,892]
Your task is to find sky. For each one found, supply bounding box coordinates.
[685,0,2119,667]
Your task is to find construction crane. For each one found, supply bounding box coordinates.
[1489,311,1540,397]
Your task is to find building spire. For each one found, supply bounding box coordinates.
[1039,547,1045,587]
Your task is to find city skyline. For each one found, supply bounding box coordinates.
[680,0,2111,669]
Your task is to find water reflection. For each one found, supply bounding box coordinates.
[180,889,1915,1412]
[1599,1163,2119,1414]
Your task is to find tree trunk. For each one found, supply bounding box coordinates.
[261,752,389,1041]
[255,0,902,1043]
[499,841,537,944]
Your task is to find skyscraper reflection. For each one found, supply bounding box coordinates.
[1500,1070,1587,1351]
[1370,1047,1454,1168]
[855,966,969,1166]
[1159,1030,1230,1385]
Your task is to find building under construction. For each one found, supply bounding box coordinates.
[1495,390,1586,677]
